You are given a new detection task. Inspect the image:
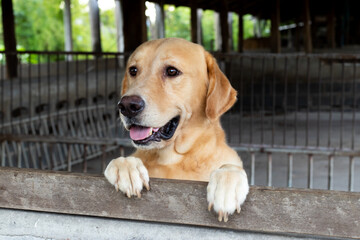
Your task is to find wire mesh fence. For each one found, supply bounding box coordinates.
[0,51,359,192]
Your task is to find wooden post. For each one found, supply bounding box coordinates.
[191,1,198,43]
[63,0,73,60]
[122,0,147,52]
[197,9,203,45]
[114,0,124,53]
[214,12,221,51]
[219,0,230,52]
[237,9,244,53]
[1,0,17,78]
[303,0,312,53]
[327,0,335,48]
[228,12,233,51]
[89,0,102,53]
[155,2,165,39]
[270,0,281,53]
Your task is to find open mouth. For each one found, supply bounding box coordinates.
[129,116,180,145]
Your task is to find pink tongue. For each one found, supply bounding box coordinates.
[130,126,152,141]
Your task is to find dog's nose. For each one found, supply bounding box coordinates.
[118,95,145,118]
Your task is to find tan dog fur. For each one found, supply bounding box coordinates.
[105,38,249,222]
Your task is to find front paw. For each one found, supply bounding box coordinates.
[207,165,249,222]
[104,156,150,198]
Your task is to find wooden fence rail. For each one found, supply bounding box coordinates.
[0,167,359,239]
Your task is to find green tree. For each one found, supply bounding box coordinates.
[164,5,190,41]
[13,0,64,51]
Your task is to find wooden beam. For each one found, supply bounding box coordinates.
[303,0,312,53]
[270,0,281,53]
[63,0,73,60]
[155,2,165,39]
[237,8,244,53]
[191,1,198,43]
[1,0,17,78]
[219,0,230,52]
[89,0,102,53]
[114,0,124,53]
[0,167,360,239]
[122,0,147,52]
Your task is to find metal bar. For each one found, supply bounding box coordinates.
[19,53,23,129]
[260,57,265,144]
[328,155,334,190]
[28,53,32,125]
[56,53,60,123]
[105,55,109,136]
[287,153,293,188]
[83,144,88,173]
[328,62,334,148]
[37,54,41,128]
[47,54,51,122]
[67,144,72,172]
[316,58,322,147]
[250,152,255,185]
[348,156,355,192]
[271,56,276,146]
[239,56,244,143]
[283,57,288,145]
[5,133,360,156]
[306,57,310,147]
[0,50,127,55]
[351,62,356,150]
[294,56,299,146]
[17,141,21,168]
[1,141,5,166]
[250,57,254,144]
[340,62,345,149]
[1,53,4,131]
[120,146,125,157]
[101,144,106,173]
[308,154,313,189]
[267,152,272,187]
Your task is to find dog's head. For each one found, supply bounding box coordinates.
[118,38,236,149]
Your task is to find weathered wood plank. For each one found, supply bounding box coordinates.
[0,167,359,238]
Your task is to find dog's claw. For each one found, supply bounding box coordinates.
[136,189,141,198]
[144,182,150,191]
[218,211,223,222]
[237,206,241,214]
[224,212,229,222]
[126,189,131,198]
[208,202,213,211]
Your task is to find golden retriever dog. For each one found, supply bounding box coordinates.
[105,38,249,222]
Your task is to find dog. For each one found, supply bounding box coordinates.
[104,38,249,222]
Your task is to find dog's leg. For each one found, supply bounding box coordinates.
[104,156,150,198]
[207,164,249,222]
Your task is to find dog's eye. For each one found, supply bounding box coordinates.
[129,66,138,77]
[166,66,180,77]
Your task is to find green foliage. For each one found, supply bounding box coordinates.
[201,10,215,51]
[70,0,91,52]
[13,0,64,51]
[164,5,190,41]
[100,8,117,52]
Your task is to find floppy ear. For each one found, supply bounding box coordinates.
[121,74,128,96]
[205,51,237,120]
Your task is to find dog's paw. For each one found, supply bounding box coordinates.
[104,156,150,198]
[207,164,249,222]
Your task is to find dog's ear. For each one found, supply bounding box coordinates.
[205,51,237,120]
[121,74,128,96]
